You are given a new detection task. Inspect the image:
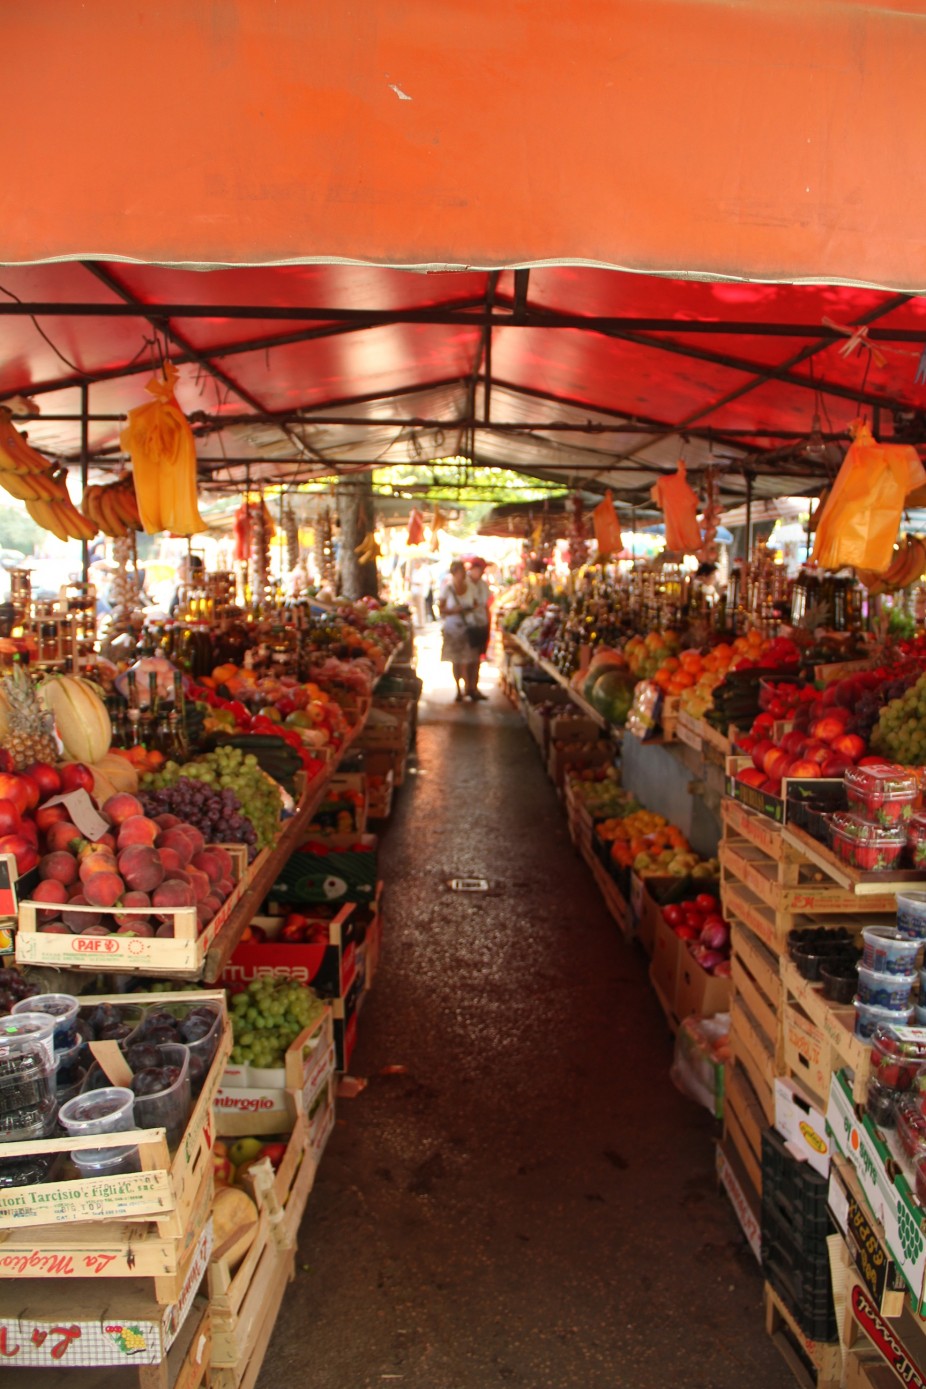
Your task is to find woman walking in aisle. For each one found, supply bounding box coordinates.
[440,560,481,702]
[465,556,491,700]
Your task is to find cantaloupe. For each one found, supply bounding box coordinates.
[212,1186,259,1271]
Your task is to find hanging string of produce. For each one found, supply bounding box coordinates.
[120,362,205,536]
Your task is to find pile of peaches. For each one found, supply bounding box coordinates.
[18,785,237,939]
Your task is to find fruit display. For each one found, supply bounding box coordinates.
[827,812,907,871]
[872,672,926,764]
[844,765,918,827]
[660,892,731,975]
[228,977,326,1068]
[564,768,637,820]
[26,790,240,939]
[140,745,283,853]
[0,665,60,770]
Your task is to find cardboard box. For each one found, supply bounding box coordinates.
[215,1008,335,1136]
[307,772,368,835]
[332,976,362,1071]
[271,832,378,904]
[649,912,681,1011]
[775,1075,830,1176]
[547,740,612,790]
[675,948,732,1022]
[220,926,358,1000]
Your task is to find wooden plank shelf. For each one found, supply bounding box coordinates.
[720,838,898,915]
[780,957,871,1105]
[721,878,894,957]
[783,823,926,897]
[722,797,802,864]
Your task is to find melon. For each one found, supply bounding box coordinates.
[582,651,628,700]
[212,1186,259,1271]
[588,669,637,726]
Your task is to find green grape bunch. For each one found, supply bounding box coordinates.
[229,978,325,1067]
[140,746,282,853]
[871,673,926,766]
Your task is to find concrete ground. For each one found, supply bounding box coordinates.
[257,632,789,1389]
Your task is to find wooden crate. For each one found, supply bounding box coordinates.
[16,844,249,977]
[589,853,631,940]
[723,1059,768,1199]
[676,707,703,751]
[215,1007,335,1137]
[720,837,897,915]
[661,694,680,742]
[564,777,594,857]
[716,1137,761,1262]
[764,1281,842,1388]
[700,718,732,757]
[0,1221,213,1376]
[0,991,230,1306]
[784,822,926,898]
[208,1114,324,1388]
[722,877,893,958]
[731,921,781,1047]
[729,994,777,1124]
[722,797,800,863]
[780,958,871,1105]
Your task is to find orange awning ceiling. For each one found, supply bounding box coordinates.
[5,1,926,290]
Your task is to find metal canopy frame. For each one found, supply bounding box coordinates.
[2,261,925,508]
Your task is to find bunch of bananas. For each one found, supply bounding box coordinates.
[857,535,926,594]
[0,408,96,541]
[81,475,142,537]
[354,532,382,566]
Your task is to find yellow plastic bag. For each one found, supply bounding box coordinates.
[811,425,926,573]
[593,491,622,558]
[121,364,204,536]
[650,460,702,554]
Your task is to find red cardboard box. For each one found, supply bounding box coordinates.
[220,903,358,998]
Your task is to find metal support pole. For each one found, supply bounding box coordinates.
[744,472,753,561]
[80,383,89,587]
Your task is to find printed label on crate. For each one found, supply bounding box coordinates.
[828,1071,926,1311]
[847,1197,904,1309]
[0,1169,173,1228]
[715,1144,761,1262]
[849,1284,926,1387]
[0,855,16,919]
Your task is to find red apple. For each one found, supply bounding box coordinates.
[858,755,891,767]
[16,774,40,812]
[763,746,790,780]
[760,778,783,795]
[751,738,775,772]
[0,833,39,876]
[831,733,867,763]
[23,762,62,801]
[802,741,832,766]
[0,799,22,837]
[737,767,767,788]
[821,753,854,777]
[35,803,71,832]
[811,712,851,744]
[59,763,94,794]
[789,759,823,779]
[0,774,31,817]
[19,819,38,848]
[782,730,808,757]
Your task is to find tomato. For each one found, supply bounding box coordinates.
[662,904,684,928]
[694,893,719,913]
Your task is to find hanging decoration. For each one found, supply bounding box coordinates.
[811,423,926,573]
[697,467,720,565]
[407,508,425,546]
[314,504,336,588]
[566,494,589,569]
[650,461,702,555]
[120,363,204,536]
[592,491,622,558]
[354,531,382,566]
[429,505,446,552]
[284,505,299,572]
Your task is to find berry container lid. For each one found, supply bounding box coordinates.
[845,765,919,800]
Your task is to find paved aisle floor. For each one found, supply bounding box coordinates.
[258,635,788,1389]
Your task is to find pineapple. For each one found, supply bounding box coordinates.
[0,663,58,769]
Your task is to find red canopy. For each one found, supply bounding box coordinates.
[3,4,926,505]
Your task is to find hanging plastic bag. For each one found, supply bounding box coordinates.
[812,424,926,573]
[593,491,622,558]
[407,508,425,545]
[121,363,204,536]
[650,460,702,555]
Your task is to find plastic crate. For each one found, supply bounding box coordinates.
[785,780,848,841]
[760,1129,837,1343]
[761,1128,831,1236]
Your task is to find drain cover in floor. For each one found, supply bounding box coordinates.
[447,877,490,892]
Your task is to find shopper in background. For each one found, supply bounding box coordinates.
[465,556,491,701]
[408,558,430,629]
[439,559,480,702]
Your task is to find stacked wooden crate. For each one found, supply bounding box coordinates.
[718,798,894,1237]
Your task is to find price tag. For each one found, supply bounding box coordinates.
[42,789,110,842]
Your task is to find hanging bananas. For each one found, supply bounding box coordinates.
[857,535,926,594]
[81,475,143,538]
[354,532,382,565]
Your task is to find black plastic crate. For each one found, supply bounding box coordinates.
[761,1129,830,1219]
[761,1208,833,1296]
[762,1242,837,1343]
[785,780,847,841]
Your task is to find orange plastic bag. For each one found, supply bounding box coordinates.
[811,425,926,572]
[650,460,702,555]
[593,491,622,558]
[121,363,204,536]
